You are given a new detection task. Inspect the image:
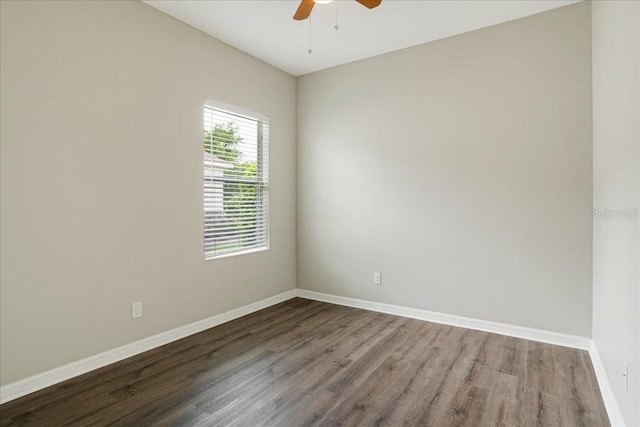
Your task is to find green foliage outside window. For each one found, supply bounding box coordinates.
[204,123,259,246]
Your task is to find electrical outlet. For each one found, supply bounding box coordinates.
[373,272,382,285]
[623,365,629,391]
[132,302,142,319]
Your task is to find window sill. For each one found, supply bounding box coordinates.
[204,246,270,261]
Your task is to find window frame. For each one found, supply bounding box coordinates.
[203,99,270,260]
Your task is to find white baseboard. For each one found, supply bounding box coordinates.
[1,287,623,427]
[0,289,297,405]
[296,289,628,426]
[589,342,626,427]
[295,289,592,350]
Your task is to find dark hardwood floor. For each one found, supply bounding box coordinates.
[0,298,610,426]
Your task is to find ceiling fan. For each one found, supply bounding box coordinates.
[293,0,382,21]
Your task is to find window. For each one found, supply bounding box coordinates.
[203,100,269,259]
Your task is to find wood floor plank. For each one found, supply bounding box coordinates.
[525,342,560,396]
[0,298,611,427]
[478,386,522,427]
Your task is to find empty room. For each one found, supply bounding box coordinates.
[0,0,638,425]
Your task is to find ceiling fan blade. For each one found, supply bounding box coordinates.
[293,0,315,20]
[355,0,382,9]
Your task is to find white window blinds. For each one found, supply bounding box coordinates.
[203,101,269,259]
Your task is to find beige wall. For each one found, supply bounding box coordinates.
[6,3,633,414]
[592,1,640,425]
[297,2,593,336]
[0,1,297,385]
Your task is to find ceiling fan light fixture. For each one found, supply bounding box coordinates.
[295,0,379,21]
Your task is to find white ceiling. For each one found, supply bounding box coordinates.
[143,0,580,76]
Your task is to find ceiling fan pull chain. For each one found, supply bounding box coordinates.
[335,1,339,30]
[308,17,312,54]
